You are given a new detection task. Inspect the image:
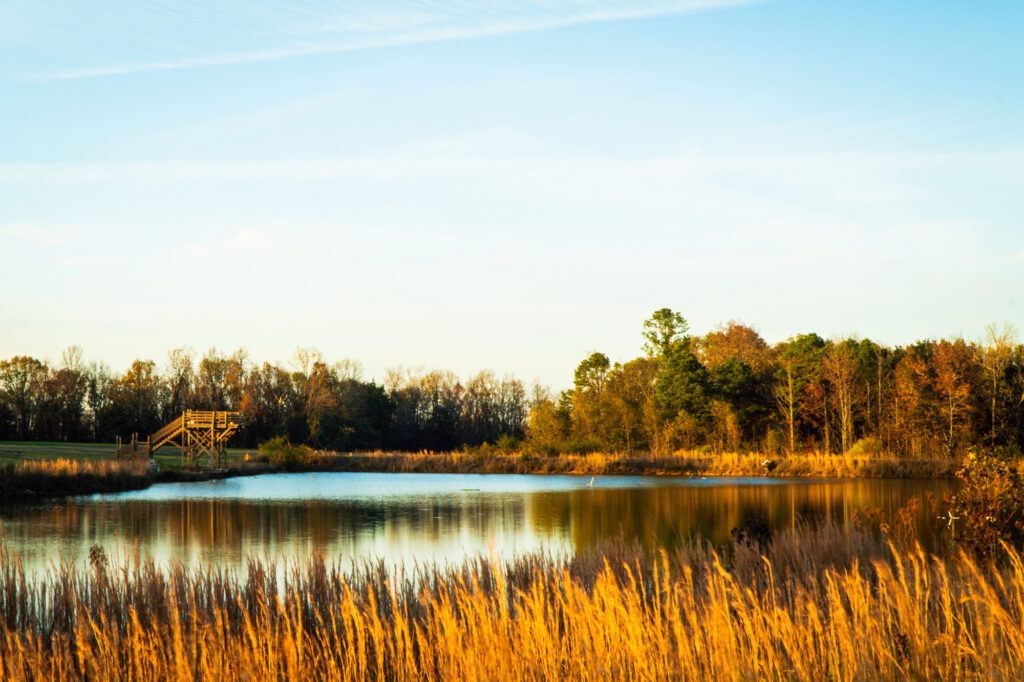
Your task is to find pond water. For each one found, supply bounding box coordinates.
[0,473,956,573]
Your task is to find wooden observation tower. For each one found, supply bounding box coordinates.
[116,410,245,467]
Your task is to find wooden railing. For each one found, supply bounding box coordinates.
[114,433,151,460]
[116,410,245,464]
[183,410,245,427]
[150,414,184,445]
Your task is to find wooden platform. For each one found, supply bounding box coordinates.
[116,410,244,467]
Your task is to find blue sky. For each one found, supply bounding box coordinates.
[1,0,1022,388]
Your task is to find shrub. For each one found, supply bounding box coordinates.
[946,448,1024,560]
[848,437,884,457]
[257,437,311,468]
[495,434,519,452]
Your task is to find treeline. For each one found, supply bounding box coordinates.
[0,347,528,451]
[529,310,1024,458]
[1,310,1022,457]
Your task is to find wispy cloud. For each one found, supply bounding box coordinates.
[4,148,1019,276]
[176,229,279,260]
[11,0,761,81]
[2,149,1019,195]
[0,223,75,246]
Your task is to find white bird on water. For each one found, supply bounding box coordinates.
[585,476,594,487]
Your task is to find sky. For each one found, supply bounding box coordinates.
[1,0,1022,389]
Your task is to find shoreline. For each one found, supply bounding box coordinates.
[1,450,961,505]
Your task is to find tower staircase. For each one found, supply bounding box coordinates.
[115,410,245,467]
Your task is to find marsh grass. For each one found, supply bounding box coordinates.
[0,458,152,501]
[2,523,1024,680]
[308,449,961,479]
[0,455,283,502]
[0,443,963,504]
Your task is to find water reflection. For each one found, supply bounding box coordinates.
[0,473,956,573]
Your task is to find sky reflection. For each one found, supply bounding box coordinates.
[0,473,955,576]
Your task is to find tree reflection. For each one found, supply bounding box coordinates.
[0,476,955,573]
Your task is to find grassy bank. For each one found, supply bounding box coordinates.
[0,457,277,503]
[303,449,962,479]
[0,441,251,468]
[0,458,153,502]
[1,523,1022,680]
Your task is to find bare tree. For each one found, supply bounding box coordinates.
[61,346,84,373]
[823,340,860,453]
[774,360,797,454]
[529,381,551,409]
[166,347,195,416]
[292,347,324,378]
[978,322,1017,446]
[333,358,364,382]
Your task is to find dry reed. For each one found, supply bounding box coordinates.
[1,458,152,502]
[2,523,1023,680]
[307,449,961,479]
[0,448,961,507]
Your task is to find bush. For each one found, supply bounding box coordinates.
[947,448,1024,560]
[522,436,601,456]
[257,437,311,469]
[495,434,519,452]
[848,437,884,457]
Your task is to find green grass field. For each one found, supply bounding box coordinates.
[0,441,253,469]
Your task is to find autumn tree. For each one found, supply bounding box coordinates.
[823,339,863,453]
[699,321,774,377]
[892,343,939,457]
[46,346,90,442]
[931,338,979,456]
[773,334,825,454]
[98,360,164,439]
[570,352,613,445]
[196,347,248,411]
[604,357,658,452]
[526,399,572,454]
[303,360,340,446]
[0,356,47,439]
[242,362,295,443]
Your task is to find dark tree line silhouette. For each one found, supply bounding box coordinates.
[0,347,528,451]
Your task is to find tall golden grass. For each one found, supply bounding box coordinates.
[2,524,1023,680]
[307,448,961,479]
[10,457,149,478]
[1,458,152,501]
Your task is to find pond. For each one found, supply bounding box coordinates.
[0,473,956,573]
